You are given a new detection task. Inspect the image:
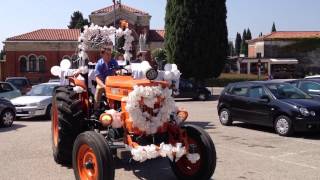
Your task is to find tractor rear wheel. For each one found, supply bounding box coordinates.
[73,131,115,180]
[51,86,85,165]
[170,124,216,180]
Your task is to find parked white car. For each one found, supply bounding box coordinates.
[11,82,59,118]
[0,82,21,100]
[305,75,320,79]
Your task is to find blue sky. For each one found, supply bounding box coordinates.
[1,0,320,49]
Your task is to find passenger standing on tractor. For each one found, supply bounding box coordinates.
[94,46,119,112]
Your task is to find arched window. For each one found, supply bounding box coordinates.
[28,55,37,72]
[19,56,27,72]
[38,56,46,72]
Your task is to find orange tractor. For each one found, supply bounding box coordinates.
[51,68,216,179]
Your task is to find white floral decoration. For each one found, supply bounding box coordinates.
[131,142,199,164]
[125,85,176,135]
[78,23,134,63]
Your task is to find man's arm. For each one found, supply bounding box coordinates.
[94,61,105,87]
[95,76,105,87]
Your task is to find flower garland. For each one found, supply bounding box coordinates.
[77,24,134,62]
[125,85,176,135]
[131,143,200,164]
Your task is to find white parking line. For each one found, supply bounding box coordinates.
[217,145,319,170]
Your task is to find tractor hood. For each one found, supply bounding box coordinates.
[106,76,169,89]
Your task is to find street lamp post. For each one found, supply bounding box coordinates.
[257,53,262,80]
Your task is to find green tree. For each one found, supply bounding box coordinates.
[259,32,263,37]
[0,49,4,60]
[271,22,277,32]
[235,32,242,56]
[151,48,167,61]
[165,0,228,80]
[68,11,90,30]
[240,29,248,56]
[227,41,235,56]
[246,28,252,40]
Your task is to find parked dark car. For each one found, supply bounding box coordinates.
[287,79,320,98]
[218,81,320,136]
[0,97,16,127]
[5,77,32,95]
[175,79,211,100]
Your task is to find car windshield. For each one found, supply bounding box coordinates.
[6,79,27,89]
[267,83,312,99]
[27,84,57,96]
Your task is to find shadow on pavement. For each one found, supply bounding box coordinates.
[16,116,50,122]
[175,95,219,102]
[115,158,176,180]
[0,123,26,132]
[186,121,216,130]
[233,122,320,139]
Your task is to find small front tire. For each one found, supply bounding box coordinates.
[73,131,115,180]
[170,124,216,180]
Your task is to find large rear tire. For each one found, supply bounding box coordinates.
[51,86,85,165]
[170,124,216,180]
[73,131,115,180]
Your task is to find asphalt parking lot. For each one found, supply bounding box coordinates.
[1,93,320,180]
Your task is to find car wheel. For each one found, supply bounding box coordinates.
[219,108,233,126]
[274,115,293,136]
[198,93,207,101]
[45,104,52,119]
[0,109,15,127]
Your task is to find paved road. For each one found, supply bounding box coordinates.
[1,96,320,180]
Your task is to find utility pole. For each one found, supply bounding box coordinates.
[113,0,117,50]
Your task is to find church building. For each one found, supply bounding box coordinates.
[2,3,165,82]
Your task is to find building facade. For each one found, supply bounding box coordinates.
[234,31,320,78]
[2,3,165,82]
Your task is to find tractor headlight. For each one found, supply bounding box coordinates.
[146,69,158,80]
[299,107,310,116]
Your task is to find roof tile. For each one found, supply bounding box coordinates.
[92,4,149,15]
[148,30,165,42]
[6,29,80,41]
[249,31,320,43]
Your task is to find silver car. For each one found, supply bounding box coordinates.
[0,97,16,127]
[0,82,21,100]
[11,82,59,118]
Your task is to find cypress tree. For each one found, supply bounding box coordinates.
[246,28,252,40]
[68,11,90,30]
[240,29,247,56]
[235,32,242,56]
[165,0,228,80]
[271,22,277,32]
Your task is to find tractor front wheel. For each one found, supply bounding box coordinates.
[170,124,216,180]
[73,131,115,180]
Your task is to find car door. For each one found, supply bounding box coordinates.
[246,86,272,126]
[298,81,320,97]
[228,85,250,122]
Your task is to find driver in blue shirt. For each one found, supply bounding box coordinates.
[94,46,119,111]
